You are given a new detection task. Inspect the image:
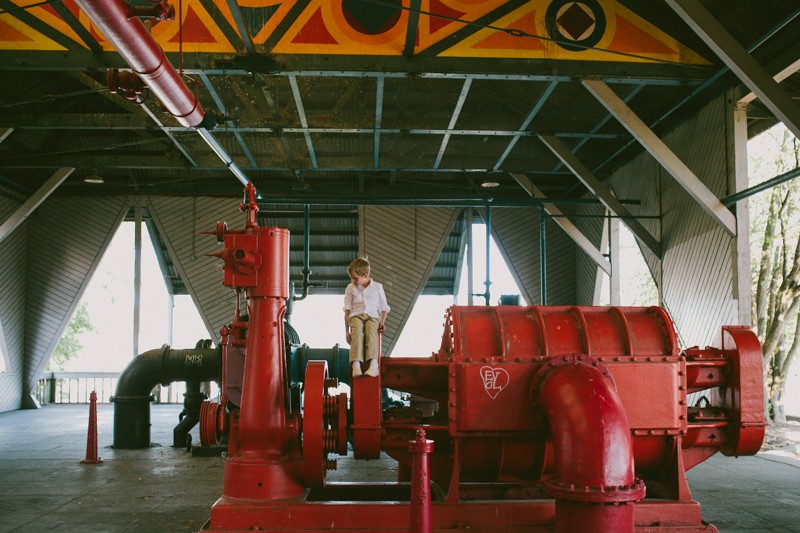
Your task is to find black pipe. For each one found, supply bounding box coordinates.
[112,344,220,449]
[173,380,207,449]
[293,204,312,302]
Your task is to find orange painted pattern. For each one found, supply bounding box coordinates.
[1,0,708,65]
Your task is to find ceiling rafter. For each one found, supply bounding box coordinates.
[224,0,256,56]
[403,0,422,58]
[537,134,662,259]
[198,72,257,167]
[512,172,611,275]
[374,76,384,169]
[0,167,73,244]
[494,80,559,171]
[665,0,800,140]
[583,79,737,237]
[289,74,318,169]
[434,78,472,169]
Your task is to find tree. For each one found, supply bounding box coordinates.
[47,302,94,371]
[750,125,800,422]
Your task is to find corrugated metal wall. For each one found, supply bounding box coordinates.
[361,206,460,355]
[572,204,608,305]
[23,196,129,403]
[491,207,577,306]
[147,197,244,342]
[0,195,28,411]
[607,95,738,347]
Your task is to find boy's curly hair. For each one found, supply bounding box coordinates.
[348,256,370,277]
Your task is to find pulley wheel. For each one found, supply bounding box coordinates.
[199,400,222,447]
[302,361,329,488]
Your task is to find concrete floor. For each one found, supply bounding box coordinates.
[0,404,798,532]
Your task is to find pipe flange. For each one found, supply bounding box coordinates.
[545,477,646,503]
[110,394,154,404]
[529,352,615,407]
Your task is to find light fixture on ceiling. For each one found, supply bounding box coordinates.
[480,180,500,188]
[292,169,312,191]
[83,170,104,184]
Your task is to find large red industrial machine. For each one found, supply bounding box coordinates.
[199,185,765,532]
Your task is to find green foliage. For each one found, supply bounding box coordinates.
[47,302,94,371]
[749,125,800,422]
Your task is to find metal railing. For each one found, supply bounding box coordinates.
[36,372,196,405]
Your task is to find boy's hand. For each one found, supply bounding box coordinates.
[346,331,352,344]
[378,323,385,333]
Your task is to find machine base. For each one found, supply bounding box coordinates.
[202,482,718,532]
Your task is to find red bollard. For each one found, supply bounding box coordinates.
[409,428,434,533]
[81,390,102,464]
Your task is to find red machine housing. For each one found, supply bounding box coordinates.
[201,185,765,532]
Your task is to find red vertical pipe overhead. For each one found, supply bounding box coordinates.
[72,0,205,128]
[535,356,645,533]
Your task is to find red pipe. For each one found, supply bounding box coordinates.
[73,0,205,128]
[409,429,434,533]
[216,193,304,501]
[235,297,288,457]
[535,356,645,533]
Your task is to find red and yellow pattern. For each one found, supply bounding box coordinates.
[1,0,77,50]
[441,0,709,64]
[0,0,707,65]
[272,0,506,55]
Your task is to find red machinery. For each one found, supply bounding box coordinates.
[201,185,765,532]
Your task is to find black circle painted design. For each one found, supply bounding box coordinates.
[343,0,403,36]
[545,0,606,52]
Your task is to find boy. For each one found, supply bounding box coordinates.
[343,257,390,377]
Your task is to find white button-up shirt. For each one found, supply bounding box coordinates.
[343,278,390,318]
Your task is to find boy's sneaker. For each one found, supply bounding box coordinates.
[352,361,363,378]
[364,359,379,377]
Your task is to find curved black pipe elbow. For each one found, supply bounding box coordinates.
[113,344,220,449]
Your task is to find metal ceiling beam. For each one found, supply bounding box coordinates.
[0,167,73,244]
[1,113,154,130]
[1,114,624,142]
[199,73,258,167]
[404,0,421,58]
[224,0,256,56]
[0,128,12,143]
[665,0,800,140]
[197,128,251,186]
[583,79,737,237]
[162,126,623,139]
[0,153,189,168]
[434,78,472,169]
[374,77,384,169]
[494,81,559,170]
[289,74,318,168]
[537,134,662,259]
[278,71,703,84]
[511,173,611,275]
[559,84,645,175]
[593,7,800,176]
[50,0,102,52]
[139,102,199,167]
